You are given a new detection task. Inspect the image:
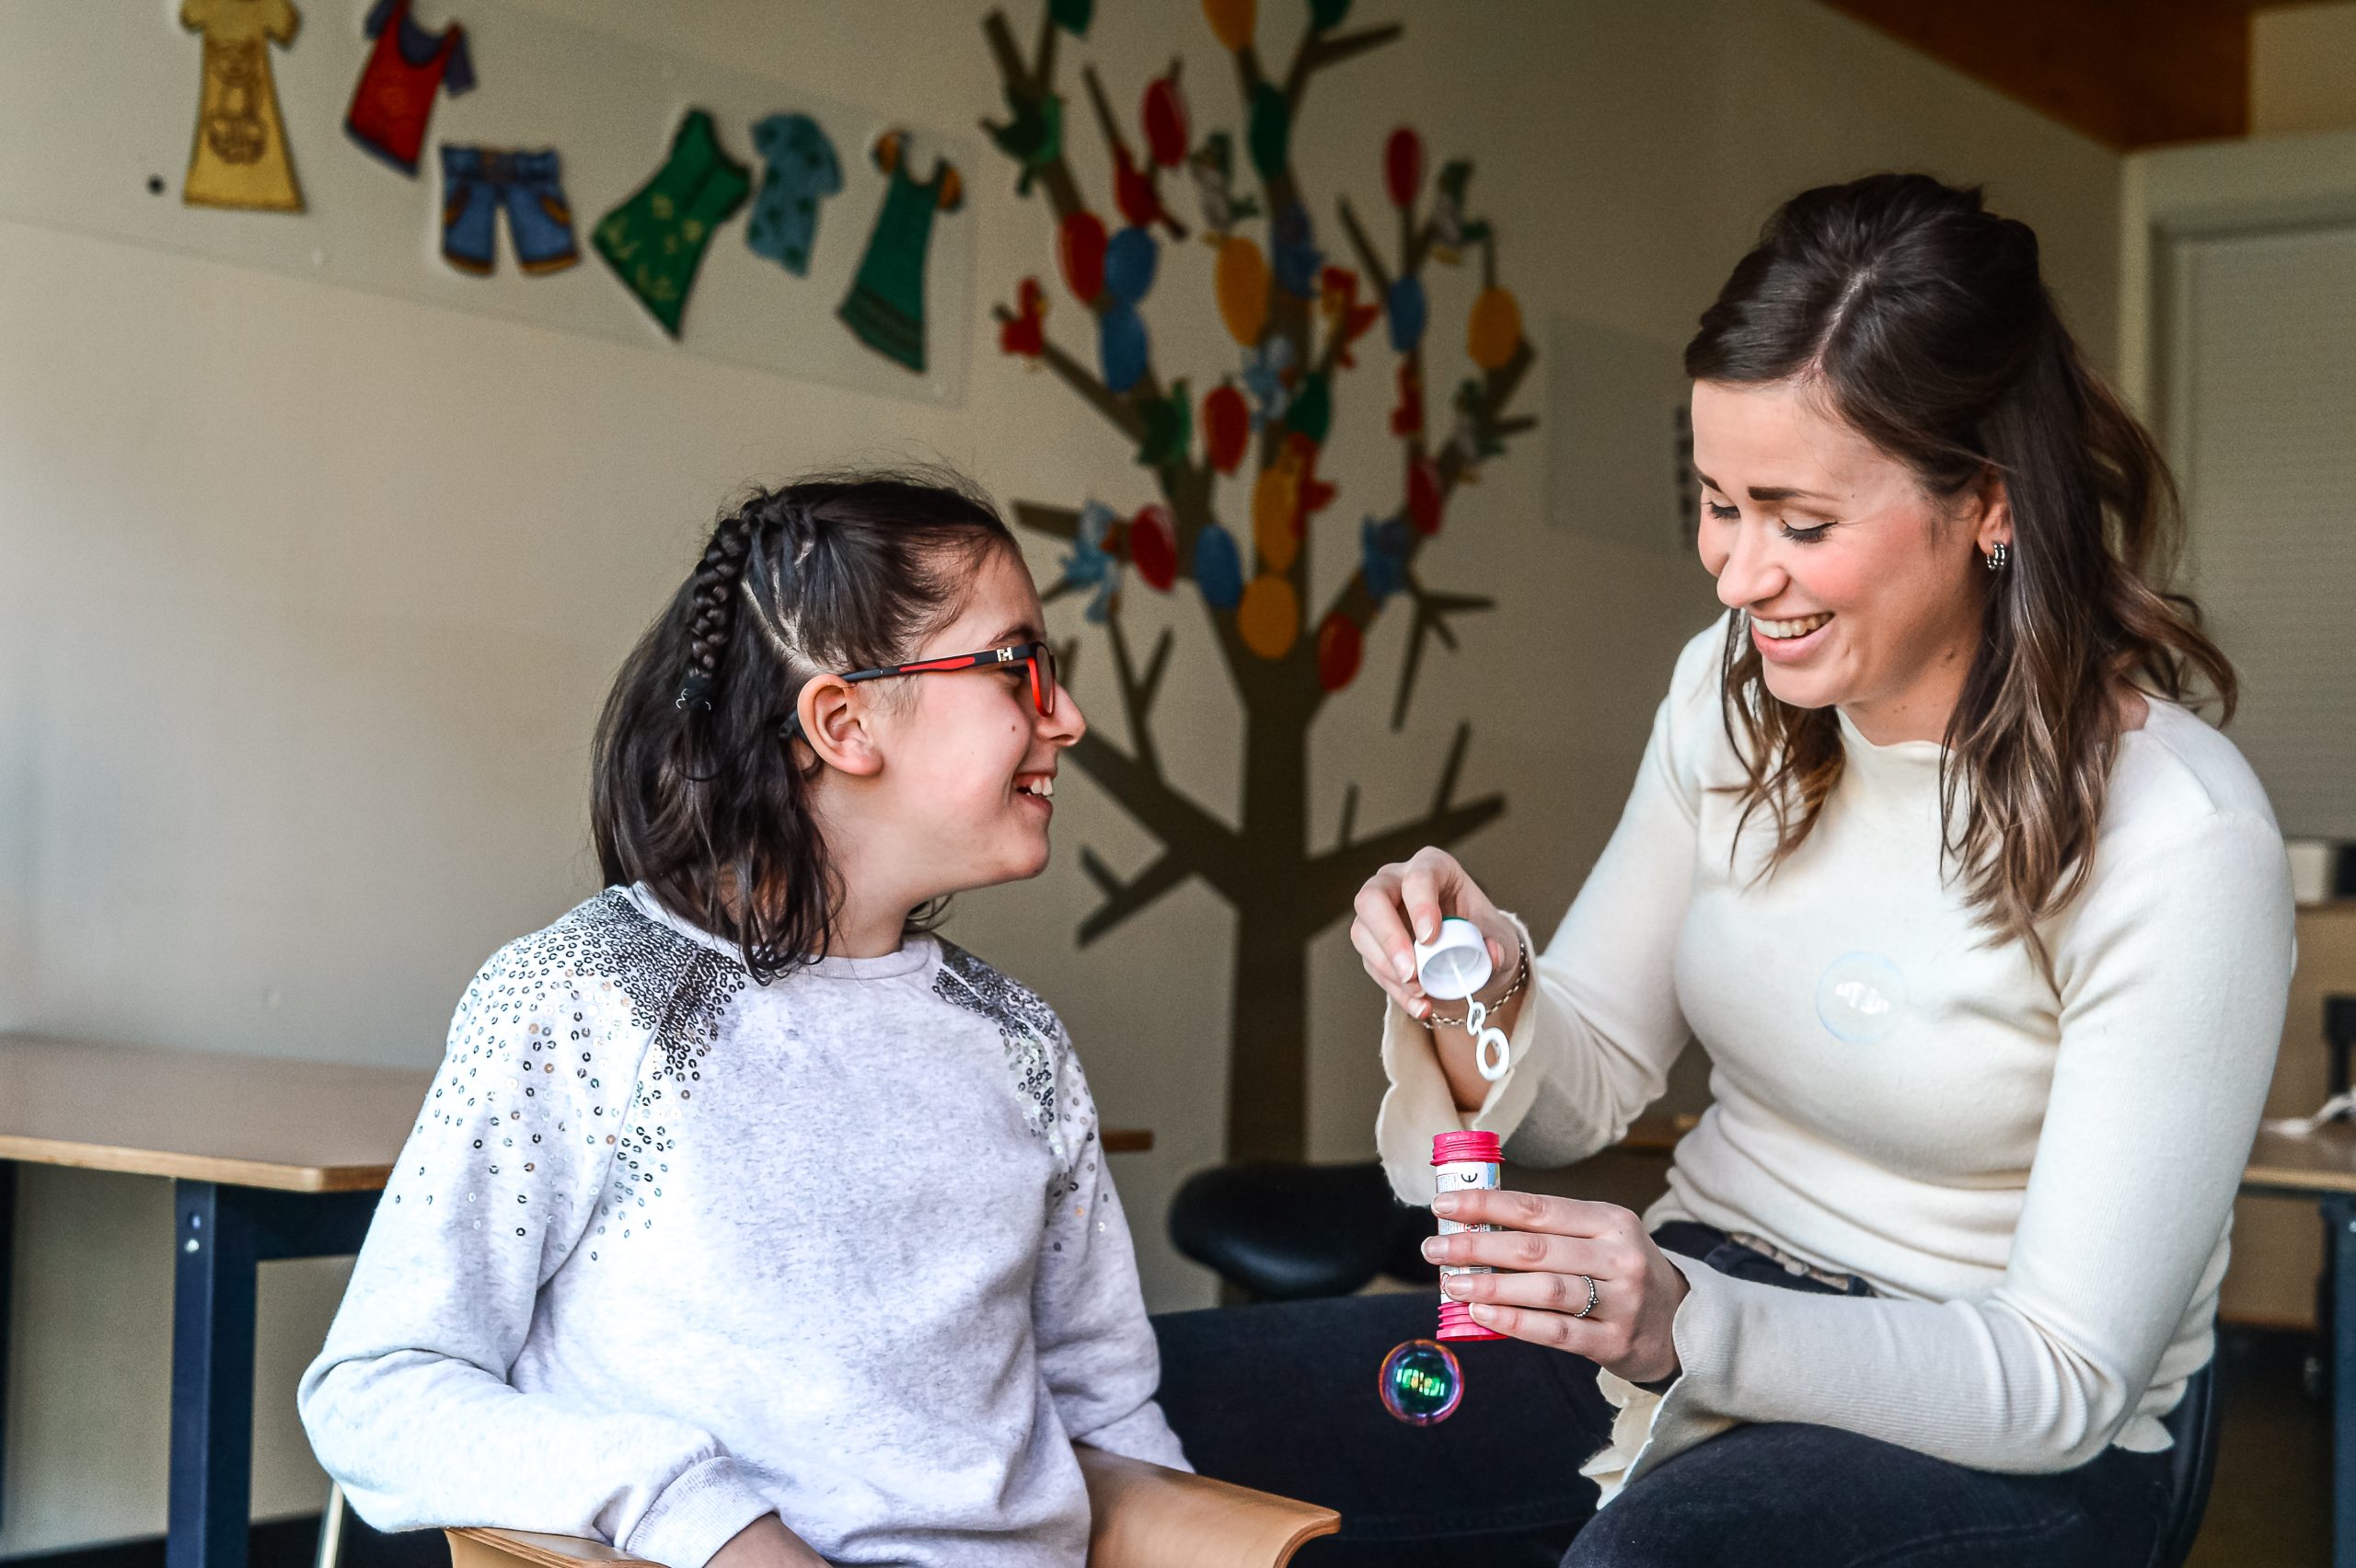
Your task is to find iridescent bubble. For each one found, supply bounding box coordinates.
[1815,951,1907,1044]
[1378,1339,1464,1426]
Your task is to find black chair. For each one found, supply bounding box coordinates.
[2147,1354,2224,1568]
[1169,1160,1436,1302]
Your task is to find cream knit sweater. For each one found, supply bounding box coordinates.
[1377,617,2294,1500]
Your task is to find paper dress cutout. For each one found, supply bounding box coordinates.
[745,114,841,277]
[440,147,577,275]
[179,0,305,213]
[837,131,963,374]
[345,0,476,177]
[594,110,752,340]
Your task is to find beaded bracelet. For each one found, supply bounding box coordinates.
[1422,940,1529,1029]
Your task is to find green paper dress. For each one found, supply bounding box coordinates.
[594,110,751,339]
[837,156,958,374]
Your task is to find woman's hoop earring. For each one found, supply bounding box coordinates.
[1985,541,2009,571]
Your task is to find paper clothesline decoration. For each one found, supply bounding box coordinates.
[346,0,476,177]
[594,109,751,339]
[746,113,841,277]
[439,146,577,275]
[180,0,306,213]
[837,130,963,374]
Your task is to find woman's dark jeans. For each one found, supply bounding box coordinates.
[1151,1222,2177,1567]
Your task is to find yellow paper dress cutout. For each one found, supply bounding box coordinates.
[181,0,306,213]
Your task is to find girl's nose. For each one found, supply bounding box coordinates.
[1044,681,1087,746]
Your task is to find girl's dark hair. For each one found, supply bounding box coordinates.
[592,469,1016,982]
[1685,173,2235,968]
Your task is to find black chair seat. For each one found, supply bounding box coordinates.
[2148,1352,2223,1568]
[1169,1159,1436,1302]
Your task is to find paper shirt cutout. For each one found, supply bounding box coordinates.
[346,0,476,178]
[1194,524,1244,610]
[1103,225,1159,306]
[1203,383,1251,474]
[1216,236,1270,345]
[999,277,1049,360]
[838,131,963,373]
[1237,574,1299,660]
[440,147,578,275]
[1203,0,1255,52]
[1058,211,1107,301]
[1130,505,1179,591]
[1316,611,1362,692]
[1271,201,1322,299]
[1467,286,1522,371]
[1137,381,1193,469]
[1383,127,1423,209]
[1099,304,1149,393]
[745,113,842,277]
[594,110,751,340]
[180,0,306,213]
[1187,133,1261,236]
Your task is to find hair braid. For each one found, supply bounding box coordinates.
[675,511,756,711]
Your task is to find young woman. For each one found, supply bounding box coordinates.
[300,473,1184,1568]
[1337,173,2294,1563]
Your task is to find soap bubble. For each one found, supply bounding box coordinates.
[1815,951,1907,1044]
[1378,1339,1464,1425]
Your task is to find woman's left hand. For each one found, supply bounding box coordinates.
[1423,1189,1689,1384]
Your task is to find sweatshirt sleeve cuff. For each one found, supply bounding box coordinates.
[1073,1401,1193,1472]
[1374,912,1548,1204]
[622,1455,775,1568]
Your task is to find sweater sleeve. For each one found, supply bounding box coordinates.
[297,938,774,1568]
[1377,625,1716,1200]
[1030,1029,1190,1471]
[1620,806,2293,1485]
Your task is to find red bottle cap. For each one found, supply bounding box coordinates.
[1437,1301,1507,1341]
[1431,1130,1502,1166]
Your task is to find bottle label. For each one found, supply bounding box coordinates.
[1434,1159,1500,1299]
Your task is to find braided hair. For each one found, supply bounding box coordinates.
[591,468,1016,981]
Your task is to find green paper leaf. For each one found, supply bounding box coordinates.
[1309,0,1351,29]
[1247,83,1290,181]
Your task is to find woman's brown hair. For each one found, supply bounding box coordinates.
[1684,173,2235,969]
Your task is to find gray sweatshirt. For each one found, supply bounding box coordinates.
[298,885,1185,1568]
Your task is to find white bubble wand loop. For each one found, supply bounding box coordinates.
[1412,917,1518,1081]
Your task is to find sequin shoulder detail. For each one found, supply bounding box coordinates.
[932,940,1081,1168]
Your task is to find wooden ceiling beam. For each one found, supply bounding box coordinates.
[1818,0,2250,150]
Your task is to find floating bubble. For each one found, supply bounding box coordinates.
[1379,1338,1463,1426]
[1815,951,1907,1044]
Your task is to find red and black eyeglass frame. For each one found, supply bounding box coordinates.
[780,640,1059,736]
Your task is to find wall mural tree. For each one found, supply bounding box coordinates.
[980,0,1535,1162]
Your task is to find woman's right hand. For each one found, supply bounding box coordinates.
[1350,847,1518,1025]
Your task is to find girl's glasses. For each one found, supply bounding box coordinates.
[830,640,1060,717]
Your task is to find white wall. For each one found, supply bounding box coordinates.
[0,0,2119,1550]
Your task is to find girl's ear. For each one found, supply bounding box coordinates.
[796,676,884,778]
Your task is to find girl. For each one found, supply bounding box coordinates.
[299,472,1186,1568]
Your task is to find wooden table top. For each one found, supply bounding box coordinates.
[0,1034,1150,1193]
[2242,1122,2356,1198]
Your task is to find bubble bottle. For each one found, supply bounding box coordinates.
[1432,1129,1507,1342]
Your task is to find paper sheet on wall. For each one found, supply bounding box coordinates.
[0,0,977,407]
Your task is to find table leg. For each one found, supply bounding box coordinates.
[1,1159,16,1536]
[169,1182,259,1568]
[166,1182,381,1568]
[2330,1194,2356,1568]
